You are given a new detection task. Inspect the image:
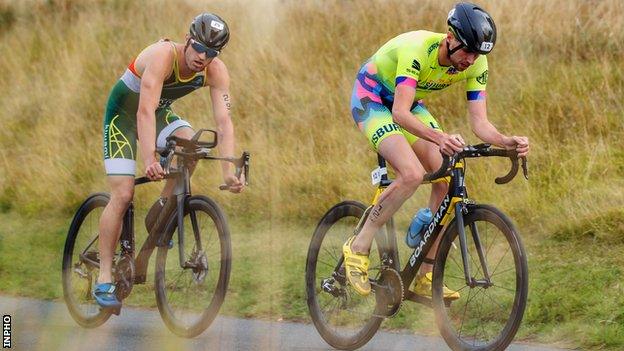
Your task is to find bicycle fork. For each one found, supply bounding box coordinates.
[173,171,204,271]
[175,194,204,270]
[454,202,493,288]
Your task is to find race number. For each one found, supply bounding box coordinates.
[371,167,388,185]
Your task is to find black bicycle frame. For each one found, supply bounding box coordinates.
[79,129,249,285]
[371,155,491,294]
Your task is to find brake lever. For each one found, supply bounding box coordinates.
[158,148,175,175]
[218,151,250,190]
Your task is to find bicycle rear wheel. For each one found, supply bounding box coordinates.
[155,195,231,338]
[62,193,112,327]
[306,201,384,350]
[432,204,528,351]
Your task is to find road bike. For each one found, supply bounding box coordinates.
[306,144,528,351]
[62,129,249,338]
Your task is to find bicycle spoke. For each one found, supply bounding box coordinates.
[489,245,512,277]
[445,274,468,282]
[469,251,483,278]
[482,288,508,310]
[458,286,476,338]
[80,235,99,256]
[321,246,341,263]
[449,252,464,273]
[490,283,516,293]
[320,295,337,312]
[166,269,186,296]
[490,266,515,278]
[435,209,527,349]
[485,224,500,261]
[317,258,338,269]
[477,292,487,343]
[323,298,341,320]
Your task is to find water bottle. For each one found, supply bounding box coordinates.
[406,208,433,248]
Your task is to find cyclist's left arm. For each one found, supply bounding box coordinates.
[207,59,244,192]
[465,59,529,157]
[468,101,529,157]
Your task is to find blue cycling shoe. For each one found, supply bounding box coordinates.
[93,283,122,312]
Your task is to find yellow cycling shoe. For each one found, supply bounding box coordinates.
[342,236,371,296]
[413,272,460,300]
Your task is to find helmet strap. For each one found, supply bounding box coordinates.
[446,39,464,59]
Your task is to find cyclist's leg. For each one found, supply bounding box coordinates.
[346,61,425,294]
[155,108,195,198]
[407,102,448,211]
[351,134,425,252]
[404,104,459,298]
[145,109,194,232]
[98,176,135,284]
[98,109,138,307]
[413,138,447,272]
[400,103,447,270]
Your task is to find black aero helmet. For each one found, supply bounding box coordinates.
[189,13,230,52]
[447,2,496,54]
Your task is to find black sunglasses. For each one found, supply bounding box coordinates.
[190,39,220,58]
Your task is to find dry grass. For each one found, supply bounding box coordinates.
[0,0,623,346]
[1,0,622,226]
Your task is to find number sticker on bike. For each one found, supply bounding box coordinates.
[371,167,387,185]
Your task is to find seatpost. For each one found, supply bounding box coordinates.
[120,203,135,256]
[377,154,388,182]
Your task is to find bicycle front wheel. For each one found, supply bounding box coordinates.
[432,204,528,351]
[155,195,231,338]
[62,193,112,328]
[306,201,384,350]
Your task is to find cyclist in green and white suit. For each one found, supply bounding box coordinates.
[343,3,530,297]
[95,13,245,309]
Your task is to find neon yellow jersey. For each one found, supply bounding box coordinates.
[371,31,488,101]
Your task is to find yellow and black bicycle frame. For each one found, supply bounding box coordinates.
[359,154,484,296]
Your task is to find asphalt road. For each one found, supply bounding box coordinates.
[0,296,568,351]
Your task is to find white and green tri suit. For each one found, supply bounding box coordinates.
[350,31,489,150]
[103,40,208,176]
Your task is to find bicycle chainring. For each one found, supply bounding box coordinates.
[374,267,404,317]
[113,254,135,300]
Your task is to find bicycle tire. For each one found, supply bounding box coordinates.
[62,193,112,328]
[306,201,384,350]
[432,204,528,351]
[154,195,231,338]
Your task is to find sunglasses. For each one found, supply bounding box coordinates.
[190,39,220,58]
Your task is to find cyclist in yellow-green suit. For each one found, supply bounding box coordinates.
[95,13,245,309]
[343,2,530,297]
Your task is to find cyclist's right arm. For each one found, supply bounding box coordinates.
[135,44,173,180]
[392,86,463,156]
[391,49,463,155]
